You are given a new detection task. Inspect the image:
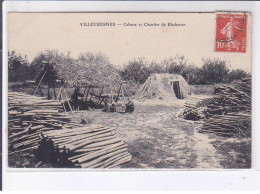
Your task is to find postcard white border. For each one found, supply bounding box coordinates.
[2,0,260,190]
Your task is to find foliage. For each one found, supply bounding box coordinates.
[184,65,201,84]
[118,56,252,85]
[198,58,230,85]
[8,51,31,82]
[228,69,251,83]
[161,55,188,75]
[120,55,195,84]
[119,58,151,84]
[72,52,122,86]
[161,56,203,84]
[8,50,251,87]
[30,50,121,87]
[30,50,67,86]
[148,61,165,74]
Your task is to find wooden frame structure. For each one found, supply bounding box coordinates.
[57,82,74,114]
[32,61,57,99]
[32,66,130,112]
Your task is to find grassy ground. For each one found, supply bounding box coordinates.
[211,138,251,168]
[189,84,234,95]
[189,85,215,95]
[72,100,251,169]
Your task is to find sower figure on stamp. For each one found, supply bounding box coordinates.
[221,16,242,51]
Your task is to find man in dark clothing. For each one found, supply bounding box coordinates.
[70,87,84,110]
[71,87,84,101]
[125,98,134,113]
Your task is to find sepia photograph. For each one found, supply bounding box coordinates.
[7,12,252,169]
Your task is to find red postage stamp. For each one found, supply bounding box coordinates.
[215,12,247,53]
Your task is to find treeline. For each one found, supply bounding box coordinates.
[8,51,32,82]
[8,50,121,86]
[119,56,251,85]
[8,50,251,86]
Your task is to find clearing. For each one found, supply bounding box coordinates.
[73,100,251,169]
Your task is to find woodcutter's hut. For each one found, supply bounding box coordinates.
[135,73,191,101]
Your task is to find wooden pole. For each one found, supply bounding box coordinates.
[83,84,88,98]
[63,86,74,114]
[110,86,114,102]
[116,84,122,101]
[85,86,91,100]
[121,84,126,112]
[121,85,126,104]
[38,85,44,97]
[97,86,104,105]
[47,85,50,99]
[53,85,57,100]
[32,70,47,95]
[57,85,63,101]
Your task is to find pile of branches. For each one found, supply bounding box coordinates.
[183,108,206,120]
[8,91,75,130]
[199,113,251,137]
[206,78,251,117]
[183,96,214,120]
[200,78,252,137]
[8,91,84,166]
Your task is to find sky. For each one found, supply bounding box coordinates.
[8,13,252,72]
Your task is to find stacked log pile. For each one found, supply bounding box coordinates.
[206,78,251,117]
[9,124,44,155]
[199,113,251,137]
[183,78,251,122]
[200,78,251,136]
[8,91,77,131]
[235,78,251,95]
[41,125,132,168]
[8,91,82,159]
[8,91,132,168]
[183,96,214,120]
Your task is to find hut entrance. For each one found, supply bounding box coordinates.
[172,81,183,99]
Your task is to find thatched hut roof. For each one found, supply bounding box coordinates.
[135,73,190,101]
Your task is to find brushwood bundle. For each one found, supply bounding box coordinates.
[199,113,251,137]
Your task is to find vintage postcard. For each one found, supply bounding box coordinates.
[7,12,252,169]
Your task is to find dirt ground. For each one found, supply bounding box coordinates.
[73,100,251,169]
